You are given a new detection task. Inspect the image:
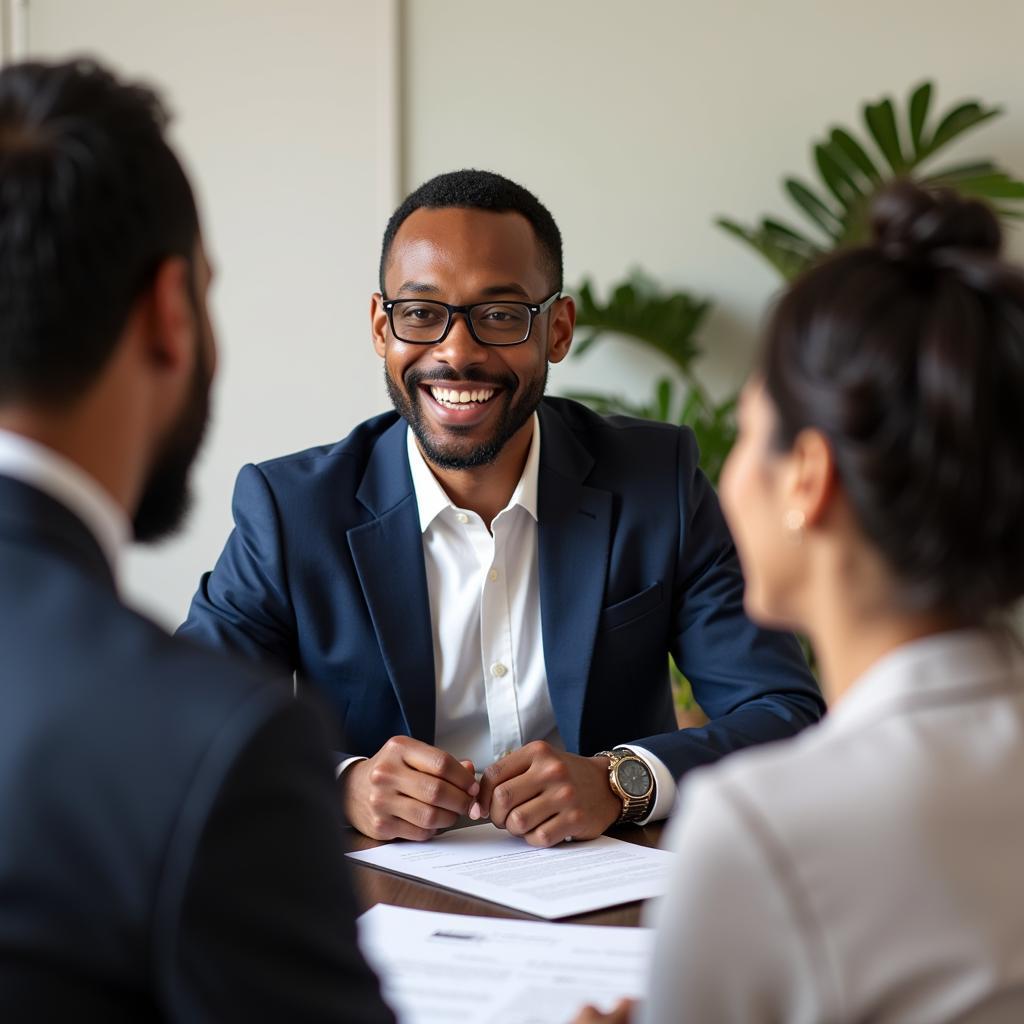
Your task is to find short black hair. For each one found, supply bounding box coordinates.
[0,58,199,405]
[761,181,1024,622]
[379,169,563,293]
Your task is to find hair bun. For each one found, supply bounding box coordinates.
[870,181,1002,263]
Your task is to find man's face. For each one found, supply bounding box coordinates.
[133,243,216,542]
[372,207,573,470]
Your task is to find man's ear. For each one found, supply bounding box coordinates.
[145,256,195,373]
[546,294,576,364]
[370,293,388,358]
[783,427,836,528]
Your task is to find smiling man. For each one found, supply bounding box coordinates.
[180,170,824,845]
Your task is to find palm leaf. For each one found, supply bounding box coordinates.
[923,102,1002,156]
[950,173,1024,200]
[908,81,932,156]
[784,179,842,239]
[829,128,882,185]
[815,142,865,208]
[920,160,998,185]
[717,216,822,280]
[572,271,710,378]
[863,97,906,173]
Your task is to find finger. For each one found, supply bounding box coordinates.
[509,794,577,847]
[398,739,479,795]
[389,794,460,833]
[488,770,547,831]
[398,768,477,817]
[612,998,635,1023]
[381,814,437,843]
[476,746,536,819]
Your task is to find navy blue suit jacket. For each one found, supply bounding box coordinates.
[0,475,392,1023]
[180,399,823,778]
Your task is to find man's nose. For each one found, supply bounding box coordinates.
[431,312,488,371]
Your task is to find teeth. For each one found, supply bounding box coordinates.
[429,386,495,407]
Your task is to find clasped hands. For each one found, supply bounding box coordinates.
[343,736,622,846]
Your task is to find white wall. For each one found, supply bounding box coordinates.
[26,0,397,626]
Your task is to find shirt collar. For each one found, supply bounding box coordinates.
[0,429,130,582]
[826,627,1024,734]
[406,412,541,533]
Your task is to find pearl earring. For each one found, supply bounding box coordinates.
[784,509,806,542]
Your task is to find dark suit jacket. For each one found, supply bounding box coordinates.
[180,399,824,777]
[0,475,393,1023]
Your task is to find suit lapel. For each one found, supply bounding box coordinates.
[347,419,436,743]
[537,404,612,753]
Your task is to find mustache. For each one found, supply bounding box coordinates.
[405,367,517,390]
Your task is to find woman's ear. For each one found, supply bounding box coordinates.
[784,427,836,528]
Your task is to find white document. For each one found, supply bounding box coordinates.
[358,903,652,1024]
[346,822,674,918]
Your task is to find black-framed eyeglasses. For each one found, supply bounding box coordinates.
[382,291,561,347]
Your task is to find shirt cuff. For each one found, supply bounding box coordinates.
[616,744,676,825]
[335,754,367,781]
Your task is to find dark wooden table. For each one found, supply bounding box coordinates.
[348,821,665,927]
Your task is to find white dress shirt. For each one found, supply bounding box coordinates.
[0,429,129,582]
[404,414,675,821]
[641,628,1024,1023]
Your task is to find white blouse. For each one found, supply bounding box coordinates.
[640,628,1024,1023]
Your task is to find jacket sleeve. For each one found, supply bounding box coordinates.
[162,693,395,1024]
[630,428,826,778]
[177,463,298,672]
[636,772,827,1024]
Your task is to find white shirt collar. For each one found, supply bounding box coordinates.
[407,412,541,533]
[827,627,1024,733]
[0,429,130,580]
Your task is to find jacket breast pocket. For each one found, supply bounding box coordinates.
[599,581,664,632]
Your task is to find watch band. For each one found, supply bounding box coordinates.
[596,748,655,825]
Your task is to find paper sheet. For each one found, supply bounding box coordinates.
[358,903,651,1024]
[346,822,674,918]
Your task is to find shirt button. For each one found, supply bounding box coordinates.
[490,662,508,678]
[455,512,469,524]
[488,569,499,582]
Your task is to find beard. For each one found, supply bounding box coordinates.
[385,361,547,470]
[132,327,213,543]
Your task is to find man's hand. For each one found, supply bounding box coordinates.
[572,998,635,1024]
[342,736,479,841]
[472,741,621,847]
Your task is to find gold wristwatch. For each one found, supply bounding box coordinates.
[596,748,655,824]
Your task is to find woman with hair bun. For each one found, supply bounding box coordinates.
[576,182,1024,1024]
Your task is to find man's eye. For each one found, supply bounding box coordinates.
[478,305,528,324]
[400,306,442,322]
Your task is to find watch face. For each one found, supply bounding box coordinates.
[617,758,652,797]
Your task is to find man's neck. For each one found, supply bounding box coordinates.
[421,417,535,529]
[0,405,136,519]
